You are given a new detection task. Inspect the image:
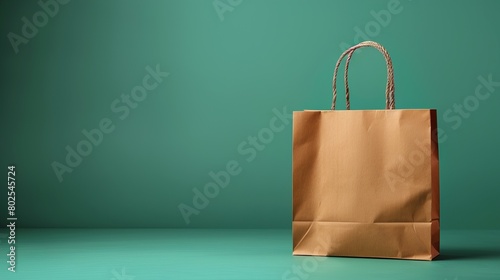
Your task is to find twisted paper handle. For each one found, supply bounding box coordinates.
[331,41,395,110]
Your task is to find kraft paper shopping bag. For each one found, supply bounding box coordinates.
[292,41,440,260]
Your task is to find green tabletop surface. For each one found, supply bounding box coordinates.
[1,229,498,279]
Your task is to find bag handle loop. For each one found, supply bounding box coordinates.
[331,41,396,110]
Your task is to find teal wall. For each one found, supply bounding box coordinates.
[1,0,499,229]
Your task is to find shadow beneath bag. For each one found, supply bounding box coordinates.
[437,248,500,260]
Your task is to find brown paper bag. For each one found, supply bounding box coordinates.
[292,41,440,260]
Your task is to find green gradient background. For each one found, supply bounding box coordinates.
[1,0,499,229]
